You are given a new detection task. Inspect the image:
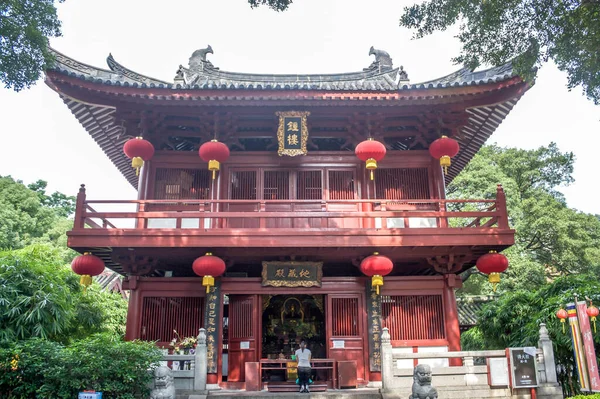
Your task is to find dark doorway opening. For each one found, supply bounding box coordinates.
[261,295,326,383]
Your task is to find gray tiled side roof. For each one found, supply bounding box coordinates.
[457,296,494,326]
[406,62,516,90]
[49,47,171,87]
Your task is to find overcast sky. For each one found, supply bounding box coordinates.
[0,0,598,213]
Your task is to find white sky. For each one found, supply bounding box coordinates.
[0,0,598,213]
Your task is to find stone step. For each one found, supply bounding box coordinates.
[266,383,328,392]
[382,386,513,399]
[177,388,382,399]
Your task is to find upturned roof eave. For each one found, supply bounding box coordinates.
[48,47,524,92]
[46,69,526,106]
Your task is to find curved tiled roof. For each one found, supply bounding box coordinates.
[457,295,494,327]
[45,47,529,188]
[48,46,517,92]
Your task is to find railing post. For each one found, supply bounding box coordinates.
[381,327,393,391]
[380,202,388,229]
[462,355,479,386]
[462,355,474,367]
[259,201,266,229]
[321,201,328,228]
[538,323,558,384]
[194,328,207,391]
[136,202,146,229]
[73,184,86,229]
[439,200,448,228]
[496,184,509,229]
[362,201,374,228]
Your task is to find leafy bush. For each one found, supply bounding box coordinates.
[0,339,64,399]
[0,244,127,343]
[0,335,162,399]
[567,395,600,399]
[469,274,600,397]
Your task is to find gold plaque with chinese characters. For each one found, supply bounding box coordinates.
[262,261,322,287]
[276,111,310,156]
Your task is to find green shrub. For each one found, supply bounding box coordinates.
[0,244,128,344]
[0,335,162,399]
[0,339,64,399]
[567,395,600,399]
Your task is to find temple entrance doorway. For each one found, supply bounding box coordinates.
[261,294,326,383]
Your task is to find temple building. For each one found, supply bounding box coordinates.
[46,45,528,390]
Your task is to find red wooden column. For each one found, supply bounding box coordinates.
[73,184,86,229]
[123,276,141,341]
[443,274,462,366]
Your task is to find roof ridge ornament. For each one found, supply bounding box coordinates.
[365,46,394,73]
[175,45,218,85]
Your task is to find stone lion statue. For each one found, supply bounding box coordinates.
[150,366,175,399]
[409,364,438,399]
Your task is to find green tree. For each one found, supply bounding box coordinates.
[0,244,127,343]
[27,179,76,217]
[399,0,600,104]
[449,143,600,294]
[0,0,63,91]
[248,0,293,11]
[0,176,56,249]
[462,275,600,396]
[0,176,75,250]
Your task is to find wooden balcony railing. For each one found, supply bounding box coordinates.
[72,184,509,232]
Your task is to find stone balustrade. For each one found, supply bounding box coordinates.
[380,324,563,399]
[154,328,207,394]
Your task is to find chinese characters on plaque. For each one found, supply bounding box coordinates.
[276,111,310,156]
[366,282,382,371]
[203,281,221,374]
[508,347,538,388]
[261,261,322,287]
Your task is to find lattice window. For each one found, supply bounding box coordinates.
[331,297,359,336]
[154,168,211,200]
[297,170,323,200]
[375,168,430,200]
[328,170,355,200]
[381,295,445,341]
[230,170,257,200]
[264,171,290,200]
[230,296,254,338]
[140,296,204,342]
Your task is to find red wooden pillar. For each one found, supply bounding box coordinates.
[73,184,86,229]
[124,276,141,341]
[496,184,509,229]
[443,274,462,366]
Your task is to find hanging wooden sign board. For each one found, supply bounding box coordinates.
[276,111,310,156]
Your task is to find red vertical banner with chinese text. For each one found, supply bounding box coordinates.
[576,301,600,392]
[567,302,590,391]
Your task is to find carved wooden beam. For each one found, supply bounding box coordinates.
[426,253,472,274]
[116,253,159,276]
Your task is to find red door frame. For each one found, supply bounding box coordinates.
[326,293,368,385]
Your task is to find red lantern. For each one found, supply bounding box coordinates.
[556,308,569,334]
[193,253,226,293]
[476,250,509,292]
[355,138,386,181]
[360,252,394,294]
[199,139,230,180]
[429,136,460,175]
[587,302,599,333]
[123,137,155,176]
[71,252,105,289]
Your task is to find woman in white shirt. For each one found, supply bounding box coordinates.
[295,340,312,393]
